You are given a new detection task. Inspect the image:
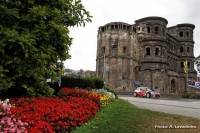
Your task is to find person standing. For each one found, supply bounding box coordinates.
[46,63,54,89]
[53,68,62,95]
[46,63,62,95]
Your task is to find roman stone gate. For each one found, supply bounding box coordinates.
[96,16,197,93]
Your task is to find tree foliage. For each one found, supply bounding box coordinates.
[0,0,92,97]
[195,55,200,71]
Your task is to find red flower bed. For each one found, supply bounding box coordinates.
[59,87,101,106]
[8,89,100,133]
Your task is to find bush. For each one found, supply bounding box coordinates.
[181,92,200,99]
[92,77,104,89]
[191,93,200,99]
[61,76,104,89]
[104,85,118,97]
[181,93,190,98]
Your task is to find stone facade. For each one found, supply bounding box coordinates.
[96,16,197,93]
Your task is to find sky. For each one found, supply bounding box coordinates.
[64,0,200,71]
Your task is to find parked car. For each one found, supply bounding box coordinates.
[133,87,161,98]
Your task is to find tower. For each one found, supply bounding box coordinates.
[134,17,169,92]
[96,16,197,93]
[167,23,196,92]
[96,22,139,91]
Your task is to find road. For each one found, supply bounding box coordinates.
[119,95,200,119]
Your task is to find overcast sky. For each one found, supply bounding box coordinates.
[64,0,200,71]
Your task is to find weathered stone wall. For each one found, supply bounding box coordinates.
[96,17,197,94]
[179,77,187,92]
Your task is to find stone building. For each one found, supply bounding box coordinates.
[96,16,197,93]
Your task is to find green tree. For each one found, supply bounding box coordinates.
[195,55,200,71]
[0,0,92,97]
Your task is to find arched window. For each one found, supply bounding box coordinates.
[180,47,183,52]
[123,47,126,53]
[147,27,150,33]
[187,47,190,52]
[179,31,183,37]
[155,48,159,55]
[186,31,189,37]
[146,47,150,55]
[155,26,159,34]
[181,62,184,68]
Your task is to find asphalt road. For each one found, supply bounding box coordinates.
[119,95,200,119]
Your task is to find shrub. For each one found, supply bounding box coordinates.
[180,92,200,99]
[191,93,200,99]
[104,85,118,97]
[181,93,190,98]
[92,77,104,89]
[61,76,104,89]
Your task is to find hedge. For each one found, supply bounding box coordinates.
[61,76,104,89]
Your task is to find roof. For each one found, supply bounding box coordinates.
[135,16,168,25]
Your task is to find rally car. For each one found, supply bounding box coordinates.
[133,87,161,98]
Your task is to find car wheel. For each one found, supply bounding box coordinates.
[133,92,137,97]
[146,93,151,98]
[155,95,160,98]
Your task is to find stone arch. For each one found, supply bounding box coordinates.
[123,46,127,54]
[146,47,150,55]
[171,79,176,93]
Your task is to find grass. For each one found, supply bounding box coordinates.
[71,98,200,133]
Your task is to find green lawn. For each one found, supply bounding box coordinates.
[71,98,200,133]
